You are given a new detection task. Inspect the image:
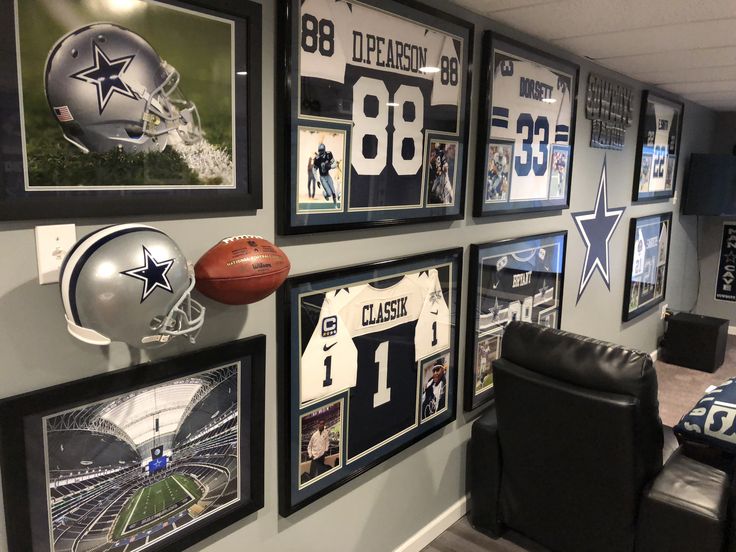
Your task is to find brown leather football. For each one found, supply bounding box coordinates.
[194,235,290,305]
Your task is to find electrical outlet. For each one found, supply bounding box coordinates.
[660,303,669,320]
[35,224,76,284]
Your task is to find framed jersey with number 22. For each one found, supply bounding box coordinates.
[277,0,473,234]
[475,33,579,217]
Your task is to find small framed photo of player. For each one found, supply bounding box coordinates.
[425,141,458,207]
[0,0,262,220]
[474,33,579,217]
[298,400,344,488]
[622,212,672,321]
[465,231,567,410]
[0,336,266,552]
[278,248,462,515]
[277,0,473,234]
[632,92,684,202]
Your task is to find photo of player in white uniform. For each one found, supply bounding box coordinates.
[474,333,500,395]
[427,141,457,205]
[486,141,512,202]
[296,127,345,213]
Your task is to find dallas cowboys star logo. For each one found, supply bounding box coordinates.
[121,246,175,303]
[571,158,625,304]
[71,43,137,114]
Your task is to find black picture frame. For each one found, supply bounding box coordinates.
[277,249,462,515]
[0,336,265,552]
[631,91,684,203]
[0,0,262,221]
[276,0,474,234]
[622,212,672,321]
[465,231,567,410]
[474,32,579,217]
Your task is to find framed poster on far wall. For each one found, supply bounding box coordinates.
[623,212,672,321]
[474,33,579,217]
[0,0,262,221]
[0,336,265,552]
[278,249,462,514]
[276,0,473,234]
[632,92,684,202]
[465,231,567,410]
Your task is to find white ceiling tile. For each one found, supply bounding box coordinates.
[555,19,736,60]
[597,47,736,75]
[630,65,736,86]
[661,80,736,95]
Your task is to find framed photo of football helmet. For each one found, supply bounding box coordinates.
[276,0,473,234]
[474,33,579,217]
[0,0,262,220]
[0,336,265,552]
[277,248,462,514]
[465,231,567,410]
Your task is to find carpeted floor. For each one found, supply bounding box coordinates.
[423,335,736,552]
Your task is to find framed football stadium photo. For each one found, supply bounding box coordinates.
[276,0,473,234]
[623,212,672,321]
[632,92,684,202]
[277,249,462,514]
[0,0,262,220]
[465,231,567,410]
[474,33,579,217]
[0,336,265,552]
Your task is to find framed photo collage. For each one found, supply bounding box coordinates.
[0,0,688,538]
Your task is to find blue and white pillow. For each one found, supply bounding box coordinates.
[675,377,736,453]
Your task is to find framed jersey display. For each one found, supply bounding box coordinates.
[632,92,684,202]
[0,336,265,552]
[277,249,462,514]
[623,212,672,321]
[474,33,579,217]
[277,0,473,234]
[0,0,262,220]
[465,231,567,410]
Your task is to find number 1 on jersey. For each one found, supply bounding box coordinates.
[373,341,391,407]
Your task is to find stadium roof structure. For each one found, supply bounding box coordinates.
[101,383,202,446]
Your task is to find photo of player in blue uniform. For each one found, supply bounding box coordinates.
[296,127,345,213]
[315,144,340,208]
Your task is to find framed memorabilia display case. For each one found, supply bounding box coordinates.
[277,0,473,234]
[465,231,567,410]
[632,92,684,203]
[474,33,579,217]
[0,337,265,552]
[622,212,672,321]
[0,0,262,220]
[278,249,462,514]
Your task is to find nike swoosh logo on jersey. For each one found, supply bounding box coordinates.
[430,310,439,315]
[323,343,338,352]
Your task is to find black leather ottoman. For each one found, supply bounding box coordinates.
[660,312,728,372]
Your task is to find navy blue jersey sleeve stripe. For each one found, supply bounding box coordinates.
[492,106,509,117]
[491,119,509,129]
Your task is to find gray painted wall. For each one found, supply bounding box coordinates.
[0,1,720,551]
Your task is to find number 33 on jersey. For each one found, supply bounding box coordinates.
[298,0,465,210]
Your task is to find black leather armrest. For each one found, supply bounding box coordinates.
[636,448,729,552]
[469,405,504,537]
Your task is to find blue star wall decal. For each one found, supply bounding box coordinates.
[71,43,137,114]
[121,246,175,303]
[571,158,626,304]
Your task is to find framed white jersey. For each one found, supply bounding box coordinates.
[474,33,579,217]
[278,249,461,515]
[465,232,567,411]
[632,92,683,202]
[623,212,672,321]
[278,0,472,234]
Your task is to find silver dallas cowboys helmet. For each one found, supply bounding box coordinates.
[45,23,202,154]
[59,224,205,349]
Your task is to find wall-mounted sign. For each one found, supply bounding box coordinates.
[716,222,736,302]
[585,73,634,151]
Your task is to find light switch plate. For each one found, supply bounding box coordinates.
[35,224,76,284]
[660,303,669,320]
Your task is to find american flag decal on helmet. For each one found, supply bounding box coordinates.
[53,106,74,122]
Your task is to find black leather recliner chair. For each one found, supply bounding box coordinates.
[470,322,731,552]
